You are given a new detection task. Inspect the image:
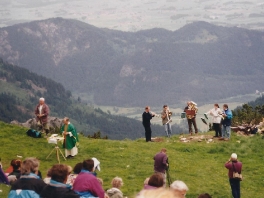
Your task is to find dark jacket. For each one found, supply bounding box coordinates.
[40,184,80,198]
[222,109,232,126]
[142,112,154,127]
[154,152,168,173]
[8,169,21,179]
[8,174,47,197]
[35,103,49,124]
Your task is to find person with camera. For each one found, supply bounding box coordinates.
[154,148,168,186]
[142,106,155,142]
[225,153,242,198]
[161,105,172,138]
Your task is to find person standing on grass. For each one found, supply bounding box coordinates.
[225,153,242,198]
[205,103,222,137]
[35,97,50,137]
[184,101,198,135]
[142,106,155,142]
[154,148,168,186]
[60,117,79,159]
[221,104,233,141]
[161,105,172,138]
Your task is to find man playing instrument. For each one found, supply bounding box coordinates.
[161,105,172,138]
[34,97,50,137]
[142,106,155,142]
[60,117,79,158]
[184,101,198,135]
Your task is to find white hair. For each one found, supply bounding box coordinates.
[170,180,189,191]
[231,153,237,160]
[39,97,45,101]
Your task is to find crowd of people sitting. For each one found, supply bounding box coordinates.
[0,157,214,198]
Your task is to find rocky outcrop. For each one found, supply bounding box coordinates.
[11,117,63,133]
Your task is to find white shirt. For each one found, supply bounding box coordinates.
[38,105,43,114]
[207,108,222,123]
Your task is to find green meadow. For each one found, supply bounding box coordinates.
[0,121,264,198]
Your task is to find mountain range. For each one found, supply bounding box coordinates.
[0,17,264,107]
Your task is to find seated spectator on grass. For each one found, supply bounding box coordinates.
[40,164,79,198]
[8,159,22,179]
[170,180,189,198]
[73,159,106,198]
[198,193,212,198]
[137,173,164,197]
[7,159,22,185]
[8,157,47,197]
[137,188,176,198]
[67,162,83,186]
[145,173,164,190]
[106,177,124,198]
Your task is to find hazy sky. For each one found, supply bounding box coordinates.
[0,0,264,31]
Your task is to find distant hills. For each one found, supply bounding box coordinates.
[0,58,176,140]
[0,18,264,106]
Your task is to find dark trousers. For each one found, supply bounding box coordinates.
[187,118,198,134]
[229,179,240,198]
[213,123,221,137]
[144,125,152,142]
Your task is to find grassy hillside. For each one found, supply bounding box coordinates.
[0,121,264,198]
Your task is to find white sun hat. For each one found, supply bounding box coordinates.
[92,157,101,171]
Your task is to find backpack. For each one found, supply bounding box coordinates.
[26,129,41,138]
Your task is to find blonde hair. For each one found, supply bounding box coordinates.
[111,176,123,188]
[137,188,178,198]
[21,157,40,175]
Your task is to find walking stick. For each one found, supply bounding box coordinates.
[166,158,172,187]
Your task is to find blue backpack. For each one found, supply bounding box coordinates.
[26,129,41,138]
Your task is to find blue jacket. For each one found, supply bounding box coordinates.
[8,173,46,198]
[222,109,232,126]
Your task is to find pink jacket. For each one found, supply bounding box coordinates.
[73,172,105,198]
[225,160,242,178]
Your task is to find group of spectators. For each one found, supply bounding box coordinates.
[3,157,123,198]
[1,150,242,198]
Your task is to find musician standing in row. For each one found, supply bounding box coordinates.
[184,101,198,135]
[142,106,155,142]
[161,105,172,138]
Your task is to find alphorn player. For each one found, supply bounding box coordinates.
[161,105,172,138]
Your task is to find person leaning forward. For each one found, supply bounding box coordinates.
[60,117,79,159]
[154,148,168,186]
[35,97,50,136]
[142,106,155,142]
